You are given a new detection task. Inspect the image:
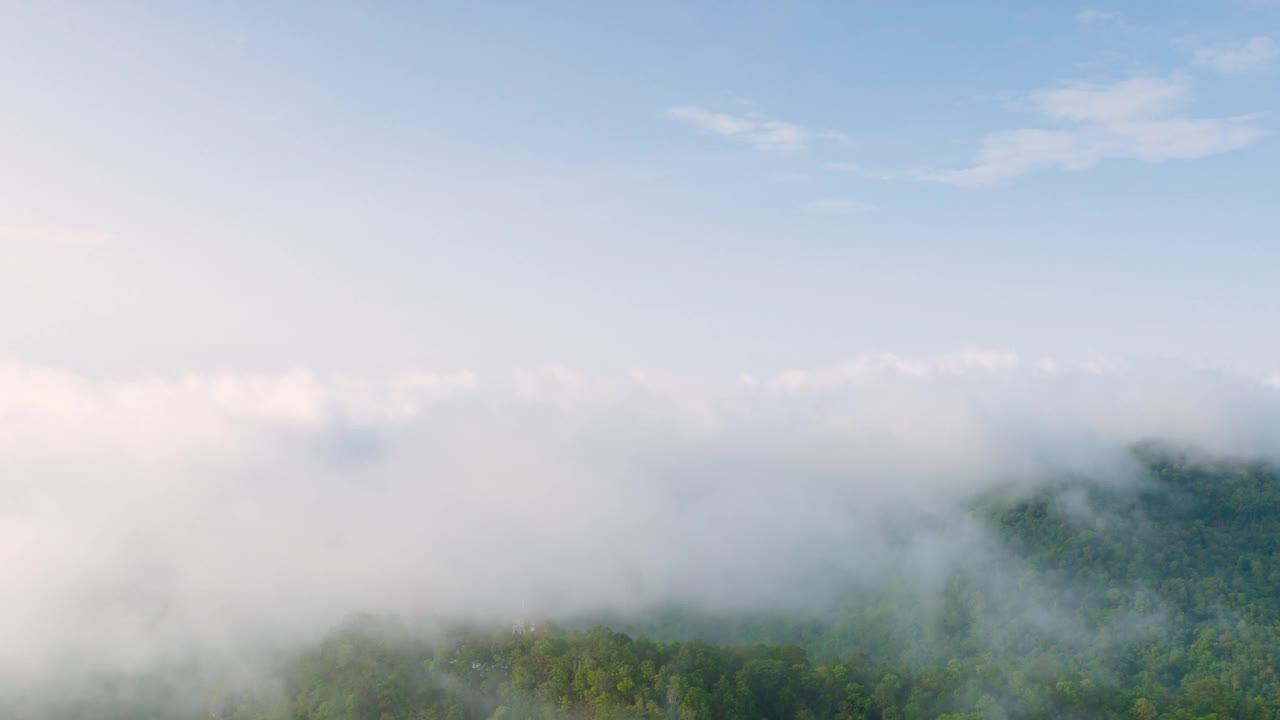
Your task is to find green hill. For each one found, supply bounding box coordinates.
[30,449,1280,719]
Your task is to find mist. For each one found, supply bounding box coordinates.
[3,352,1279,690]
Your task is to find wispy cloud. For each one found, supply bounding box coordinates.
[1075,8,1117,25]
[666,106,847,152]
[806,198,874,215]
[825,161,860,172]
[921,76,1264,186]
[1192,36,1279,74]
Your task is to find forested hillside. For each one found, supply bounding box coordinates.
[26,451,1280,720]
[198,451,1280,720]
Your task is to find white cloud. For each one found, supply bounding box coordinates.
[1193,36,1279,74]
[1,352,1280,703]
[666,105,846,152]
[1075,8,1117,25]
[806,198,875,214]
[4,356,1280,685]
[922,77,1264,186]
[1033,77,1187,122]
[825,161,860,172]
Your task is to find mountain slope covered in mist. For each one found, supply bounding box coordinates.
[105,450,1280,720]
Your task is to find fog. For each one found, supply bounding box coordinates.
[2,352,1279,687]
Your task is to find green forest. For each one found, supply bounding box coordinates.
[41,450,1280,719]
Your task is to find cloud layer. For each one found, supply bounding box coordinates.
[3,355,1279,683]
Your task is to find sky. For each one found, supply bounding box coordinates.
[1,1,1278,378]
[7,3,1280,690]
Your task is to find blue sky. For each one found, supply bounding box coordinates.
[2,1,1278,377]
